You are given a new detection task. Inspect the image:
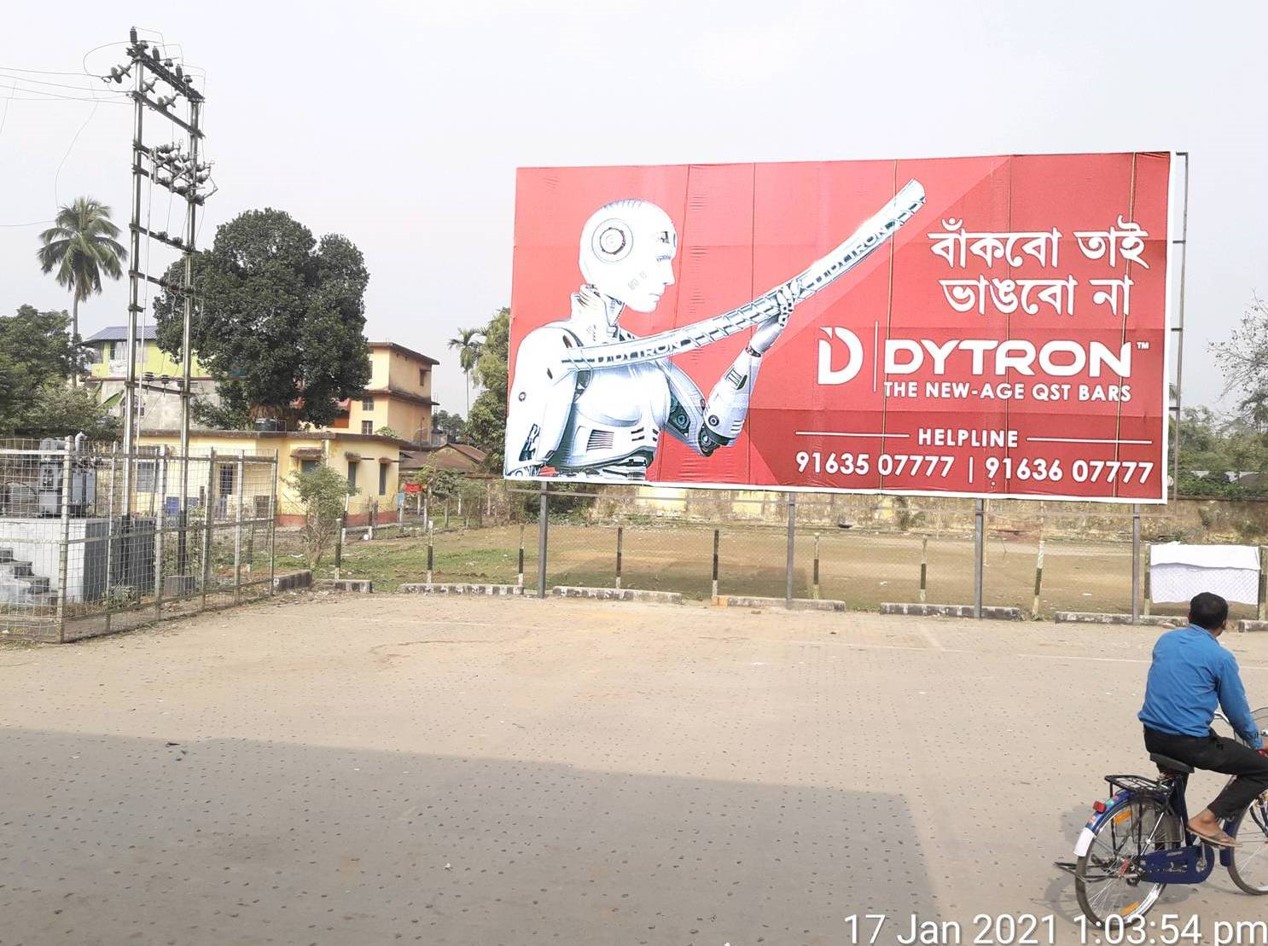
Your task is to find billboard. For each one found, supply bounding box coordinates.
[506,153,1173,502]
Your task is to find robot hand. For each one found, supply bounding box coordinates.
[747,284,796,356]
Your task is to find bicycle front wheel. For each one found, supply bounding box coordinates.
[1076,794,1183,925]
[1228,795,1268,894]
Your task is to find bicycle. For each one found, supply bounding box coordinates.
[1060,709,1268,926]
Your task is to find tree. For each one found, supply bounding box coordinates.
[447,326,484,413]
[431,409,466,443]
[36,198,127,374]
[152,208,371,428]
[0,306,114,437]
[287,463,356,567]
[409,465,460,499]
[465,307,509,472]
[1214,296,1268,432]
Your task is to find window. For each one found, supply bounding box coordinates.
[362,397,374,411]
[419,368,427,386]
[347,461,359,490]
[136,460,157,493]
[361,420,374,435]
[218,463,236,497]
[300,459,319,475]
[378,464,388,496]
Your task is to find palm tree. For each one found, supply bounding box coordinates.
[448,326,484,413]
[37,197,128,384]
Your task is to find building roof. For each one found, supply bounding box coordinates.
[401,442,488,473]
[138,428,414,447]
[368,341,439,366]
[85,325,158,343]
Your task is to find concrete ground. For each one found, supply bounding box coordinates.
[2,594,1268,946]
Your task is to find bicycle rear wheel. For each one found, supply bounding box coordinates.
[1076,793,1183,925]
[1228,795,1268,894]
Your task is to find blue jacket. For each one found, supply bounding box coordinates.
[1139,624,1261,748]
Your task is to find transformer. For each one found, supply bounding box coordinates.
[37,436,96,517]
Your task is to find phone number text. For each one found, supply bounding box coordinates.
[793,452,1156,485]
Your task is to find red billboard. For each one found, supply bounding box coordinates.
[506,153,1173,502]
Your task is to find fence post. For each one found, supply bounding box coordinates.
[785,494,797,609]
[334,510,345,577]
[712,528,720,600]
[155,446,168,615]
[268,452,278,594]
[1032,538,1045,619]
[973,498,985,619]
[234,451,245,604]
[104,444,116,610]
[537,482,549,599]
[201,448,216,610]
[615,526,623,590]
[56,437,72,642]
[812,533,821,600]
[1131,504,1142,624]
[517,524,525,589]
[920,537,928,604]
[1143,544,1152,617]
[426,525,434,584]
[1259,546,1267,623]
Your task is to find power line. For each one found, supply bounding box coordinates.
[0,64,102,77]
[0,71,124,94]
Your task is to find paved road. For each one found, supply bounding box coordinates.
[2,594,1267,945]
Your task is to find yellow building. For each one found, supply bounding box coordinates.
[325,342,438,444]
[136,429,408,526]
[83,326,215,431]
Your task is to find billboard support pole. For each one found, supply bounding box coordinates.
[1131,504,1142,623]
[537,482,549,599]
[785,495,797,608]
[1171,152,1191,501]
[973,498,985,619]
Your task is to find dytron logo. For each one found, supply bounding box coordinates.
[816,328,1134,385]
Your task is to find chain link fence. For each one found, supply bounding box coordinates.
[0,439,278,642]
[311,479,1260,619]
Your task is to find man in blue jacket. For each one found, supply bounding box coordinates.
[1139,591,1268,847]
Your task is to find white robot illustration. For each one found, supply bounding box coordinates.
[504,182,926,481]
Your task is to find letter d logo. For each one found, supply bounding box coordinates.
[817,327,863,385]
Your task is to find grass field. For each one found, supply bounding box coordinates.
[307,520,1230,619]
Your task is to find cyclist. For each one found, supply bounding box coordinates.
[1139,591,1268,847]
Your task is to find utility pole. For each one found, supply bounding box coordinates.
[106,27,214,521]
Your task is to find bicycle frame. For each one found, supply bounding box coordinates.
[1073,771,1233,886]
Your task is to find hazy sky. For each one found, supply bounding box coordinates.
[2,0,1265,416]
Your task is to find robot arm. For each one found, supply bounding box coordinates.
[504,327,581,477]
[661,288,792,457]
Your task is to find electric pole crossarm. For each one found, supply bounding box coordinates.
[128,223,188,251]
[129,92,203,137]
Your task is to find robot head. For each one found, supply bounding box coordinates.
[579,199,677,314]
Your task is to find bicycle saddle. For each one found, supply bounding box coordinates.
[1149,752,1194,774]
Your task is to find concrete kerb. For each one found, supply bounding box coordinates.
[714,595,846,612]
[272,571,313,592]
[553,587,683,605]
[1055,612,1183,627]
[317,579,373,593]
[398,583,524,596]
[880,602,1024,621]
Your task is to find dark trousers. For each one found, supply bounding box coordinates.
[1144,726,1268,820]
